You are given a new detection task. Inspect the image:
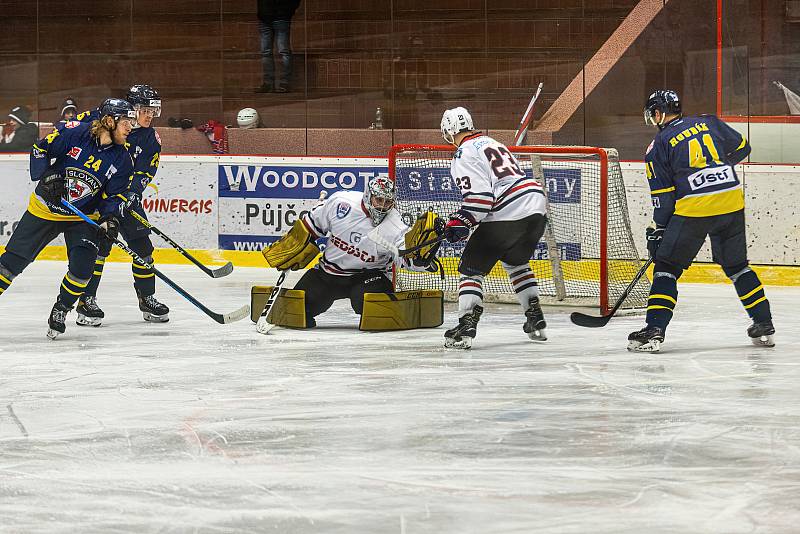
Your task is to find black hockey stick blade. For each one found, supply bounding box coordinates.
[62,199,249,324]
[569,257,654,328]
[210,261,234,278]
[128,210,234,278]
[569,310,613,328]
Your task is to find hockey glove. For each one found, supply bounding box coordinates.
[116,192,141,219]
[646,225,665,258]
[444,211,475,243]
[37,169,66,205]
[98,216,120,242]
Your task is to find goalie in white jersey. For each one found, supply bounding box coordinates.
[262,176,441,328]
[439,106,549,348]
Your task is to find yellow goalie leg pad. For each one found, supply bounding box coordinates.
[250,286,307,328]
[359,290,444,331]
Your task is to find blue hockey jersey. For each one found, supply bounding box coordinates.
[76,108,162,195]
[644,114,750,226]
[29,121,133,221]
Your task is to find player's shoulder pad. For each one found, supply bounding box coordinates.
[55,120,91,138]
[75,109,100,124]
[377,209,405,233]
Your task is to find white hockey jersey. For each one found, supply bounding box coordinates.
[301,190,410,277]
[450,133,547,223]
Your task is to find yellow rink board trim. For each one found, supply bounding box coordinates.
[2,245,799,286]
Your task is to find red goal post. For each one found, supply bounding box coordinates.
[389,143,649,314]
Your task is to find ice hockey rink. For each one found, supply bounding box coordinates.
[1,261,799,533]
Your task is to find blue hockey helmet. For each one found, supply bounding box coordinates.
[644,90,681,127]
[126,84,161,116]
[99,98,138,123]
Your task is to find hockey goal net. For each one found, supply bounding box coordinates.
[390,144,649,314]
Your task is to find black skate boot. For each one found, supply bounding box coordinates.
[444,306,483,349]
[747,320,775,347]
[627,325,665,353]
[138,293,169,323]
[523,296,547,341]
[47,298,72,340]
[76,296,104,327]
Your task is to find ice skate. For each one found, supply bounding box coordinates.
[76,296,104,327]
[47,298,72,340]
[444,306,483,349]
[523,296,547,341]
[138,293,169,323]
[747,320,775,347]
[627,325,665,353]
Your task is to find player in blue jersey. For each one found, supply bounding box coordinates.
[0,99,138,339]
[74,84,169,325]
[628,90,774,352]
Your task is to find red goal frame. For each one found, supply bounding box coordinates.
[389,144,612,313]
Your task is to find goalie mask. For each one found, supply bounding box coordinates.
[363,176,396,226]
[440,106,474,145]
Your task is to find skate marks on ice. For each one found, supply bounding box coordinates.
[0,264,799,532]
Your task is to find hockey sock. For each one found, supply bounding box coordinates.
[59,271,90,307]
[132,256,156,297]
[457,274,484,318]
[729,267,772,323]
[0,262,15,296]
[645,270,679,331]
[502,262,539,311]
[81,255,107,298]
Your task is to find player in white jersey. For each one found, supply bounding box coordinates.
[292,177,435,327]
[439,107,549,349]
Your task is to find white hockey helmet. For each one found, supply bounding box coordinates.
[237,107,259,129]
[440,106,474,144]
[363,176,396,226]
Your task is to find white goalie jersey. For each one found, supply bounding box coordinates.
[451,133,547,223]
[300,191,412,277]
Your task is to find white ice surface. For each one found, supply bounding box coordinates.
[1,261,799,533]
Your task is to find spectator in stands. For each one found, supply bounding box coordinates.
[256,0,301,93]
[0,105,38,153]
[60,98,78,122]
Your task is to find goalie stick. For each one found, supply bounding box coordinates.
[513,82,543,146]
[255,270,289,335]
[569,257,653,328]
[255,190,328,335]
[62,199,250,324]
[128,210,233,278]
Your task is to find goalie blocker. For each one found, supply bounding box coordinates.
[251,286,443,331]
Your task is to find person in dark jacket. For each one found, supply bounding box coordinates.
[256,0,301,93]
[0,106,38,153]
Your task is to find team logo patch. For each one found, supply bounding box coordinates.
[67,146,82,160]
[64,120,81,129]
[67,178,94,202]
[646,140,654,154]
[336,202,351,219]
[350,232,362,244]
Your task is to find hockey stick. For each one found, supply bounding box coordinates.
[255,270,289,335]
[61,199,250,324]
[513,82,544,146]
[127,210,233,278]
[367,227,444,258]
[254,190,328,335]
[569,257,653,328]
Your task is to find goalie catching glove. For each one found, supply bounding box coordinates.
[262,219,320,270]
[404,211,444,270]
